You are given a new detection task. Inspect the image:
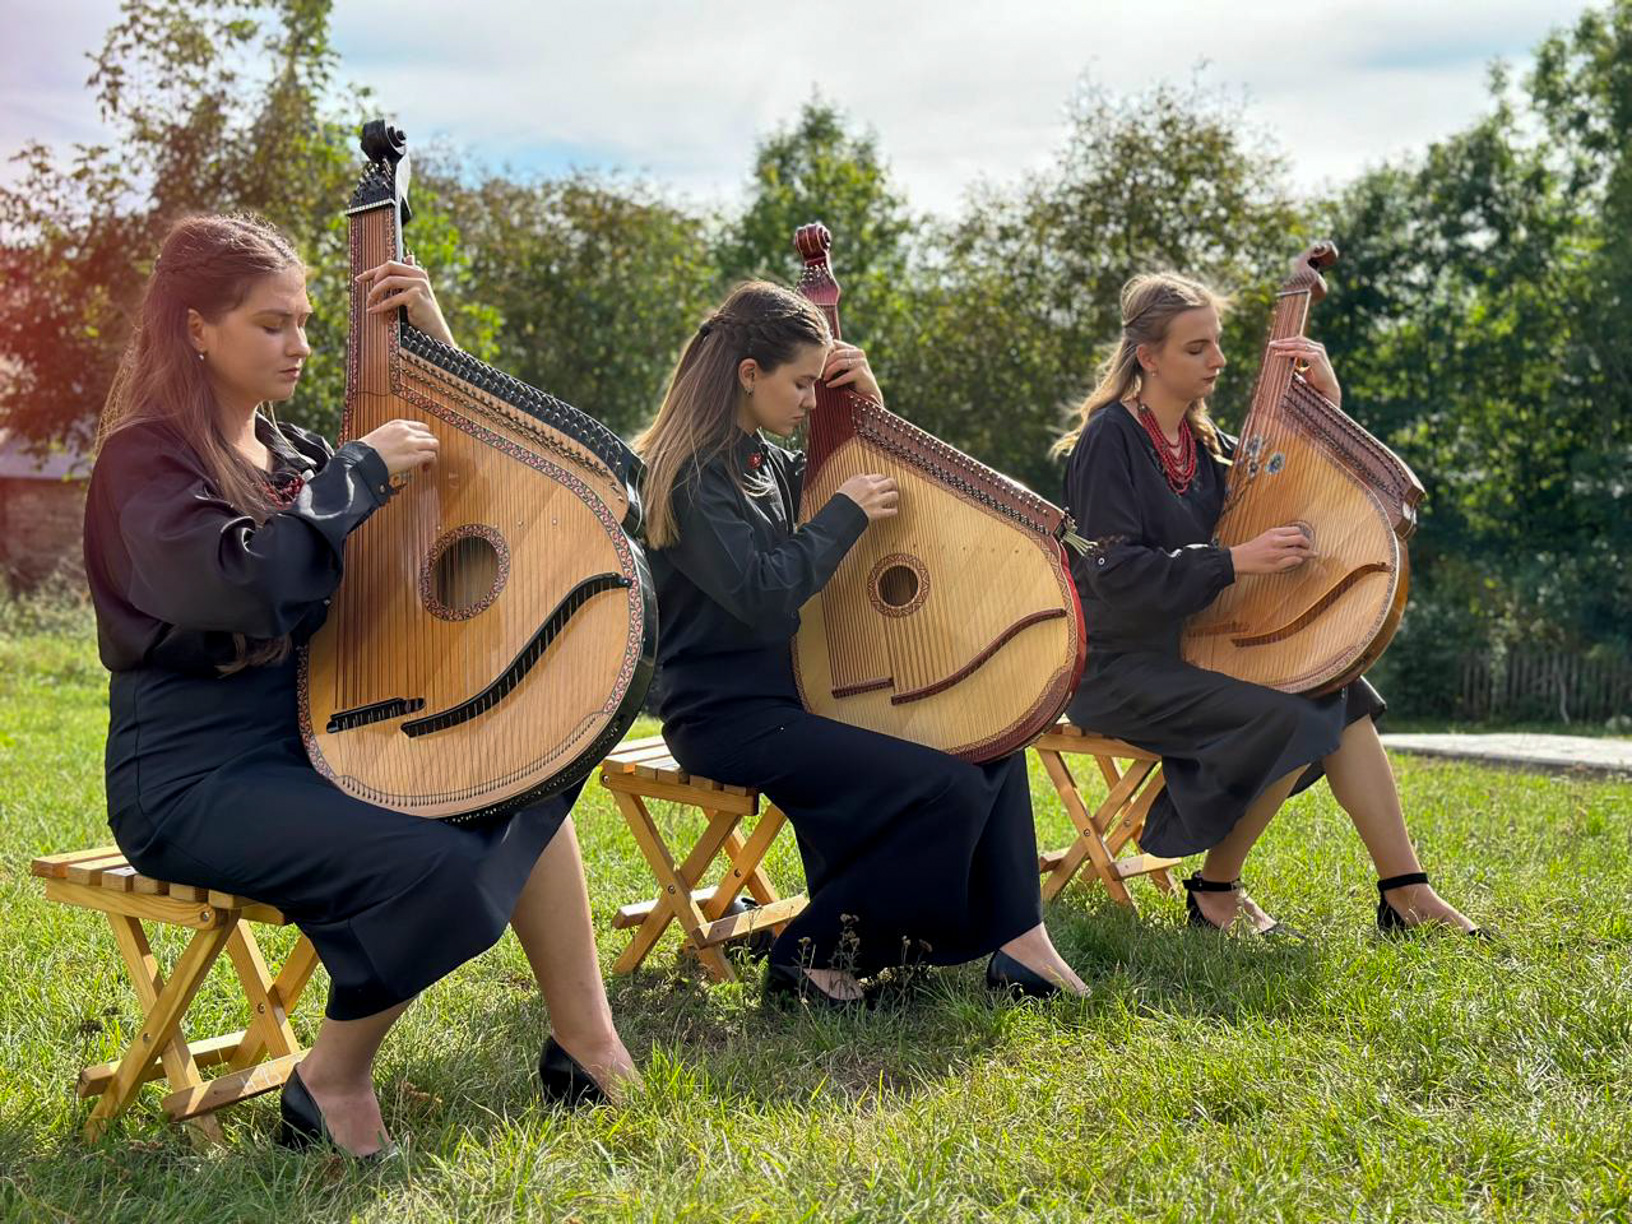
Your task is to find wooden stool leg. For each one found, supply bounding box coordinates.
[224,921,302,1070]
[701,803,788,922]
[612,793,736,981]
[104,914,208,1099]
[85,920,234,1140]
[1039,750,1134,905]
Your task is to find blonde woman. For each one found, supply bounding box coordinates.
[1056,273,1484,938]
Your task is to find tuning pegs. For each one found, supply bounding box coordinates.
[794,222,833,265]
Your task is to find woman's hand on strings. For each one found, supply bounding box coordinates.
[837,473,900,522]
[1267,336,1341,406]
[359,256,455,347]
[360,419,439,480]
[824,343,883,404]
[1230,525,1313,575]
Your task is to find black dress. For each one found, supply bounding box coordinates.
[1062,404,1385,858]
[650,429,1043,977]
[84,416,573,1021]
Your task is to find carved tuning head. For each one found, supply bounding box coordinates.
[1287,240,1340,302]
[794,222,833,266]
[357,118,413,226]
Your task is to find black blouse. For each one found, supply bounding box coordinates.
[649,428,869,724]
[83,415,392,676]
[1062,404,1237,655]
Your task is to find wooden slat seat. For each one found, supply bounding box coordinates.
[1030,720,1181,905]
[600,736,804,981]
[31,848,317,1140]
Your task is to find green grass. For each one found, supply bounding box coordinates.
[2,626,1630,1223]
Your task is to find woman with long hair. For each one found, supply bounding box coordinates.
[1055,272,1483,937]
[636,281,1087,1006]
[84,213,639,1158]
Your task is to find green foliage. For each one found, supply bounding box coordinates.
[884,76,1301,494]
[3,0,1629,716]
[439,169,719,437]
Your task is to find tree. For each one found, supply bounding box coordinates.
[437,169,718,437]
[888,75,1301,495]
[714,98,920,384]
[0,0,493,447]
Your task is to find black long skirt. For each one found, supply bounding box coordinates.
[1066,649,1385,859]
[105,660,572,1021]
[665,695,1043,978]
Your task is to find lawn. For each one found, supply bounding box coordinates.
[2,623,1629,1223]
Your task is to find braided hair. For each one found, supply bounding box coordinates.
[635,281,830,548]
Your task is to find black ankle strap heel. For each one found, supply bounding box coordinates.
[1182,873,1296,938]
[1181,873,1240,931]
[1376,871,1491,938]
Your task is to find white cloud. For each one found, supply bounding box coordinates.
[1,0,1582,215]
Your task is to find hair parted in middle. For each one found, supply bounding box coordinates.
[635,280,830,549]
[1053,270,1232,461]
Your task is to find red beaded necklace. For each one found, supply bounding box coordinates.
[1136,402,1197,495]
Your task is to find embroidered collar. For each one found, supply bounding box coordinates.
[733,428,769,476]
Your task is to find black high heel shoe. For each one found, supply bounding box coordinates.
[277,1065,397,1160]
[1376,872,1491,938]
[763,962,868,1010]
[538,1035,607,1107]
[985,949,1063,1000]
[1182,873,1297,938]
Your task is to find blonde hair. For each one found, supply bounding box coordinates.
[635,281,830,548]
[1053,271,1230,459]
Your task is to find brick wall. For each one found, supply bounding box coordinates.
[0,477,87,590]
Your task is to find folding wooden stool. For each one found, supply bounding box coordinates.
[600,736,806,982]
[32,847,318,1140]
[1031,721,1182,905]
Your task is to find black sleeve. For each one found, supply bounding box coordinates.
[97,425,392,639]
[666,461,869,628]
[1066,419,1235,620]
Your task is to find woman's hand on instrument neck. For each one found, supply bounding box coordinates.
[1267,337,1341,406]
[360,418,440,480]
[359,257,456,347]
[836,473,900,522]
[823,343,882,405]
[1231,525,1313,576]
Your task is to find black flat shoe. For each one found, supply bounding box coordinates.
[538,1035,607,1107]
[762,962,868,1010]
[1376,871,1492,939]
[277,1065,397,1160]
[985,949,1062,1000]
[1182,873,1299,938]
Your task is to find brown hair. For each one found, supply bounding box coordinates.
[100,213,306,671]
[635,281,830,548]
[1054,271,1230,459]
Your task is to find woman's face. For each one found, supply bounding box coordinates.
[738,342,828,437]
[190,264,312,411]
[1144,304,1227,404]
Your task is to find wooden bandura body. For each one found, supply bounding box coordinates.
[1181,243,1423,694]
[790,223,1086,761]
[299,122,656,821]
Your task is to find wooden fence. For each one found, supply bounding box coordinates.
[1458,651,1632,723]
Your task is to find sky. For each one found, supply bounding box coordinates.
[0,0,1584,216]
